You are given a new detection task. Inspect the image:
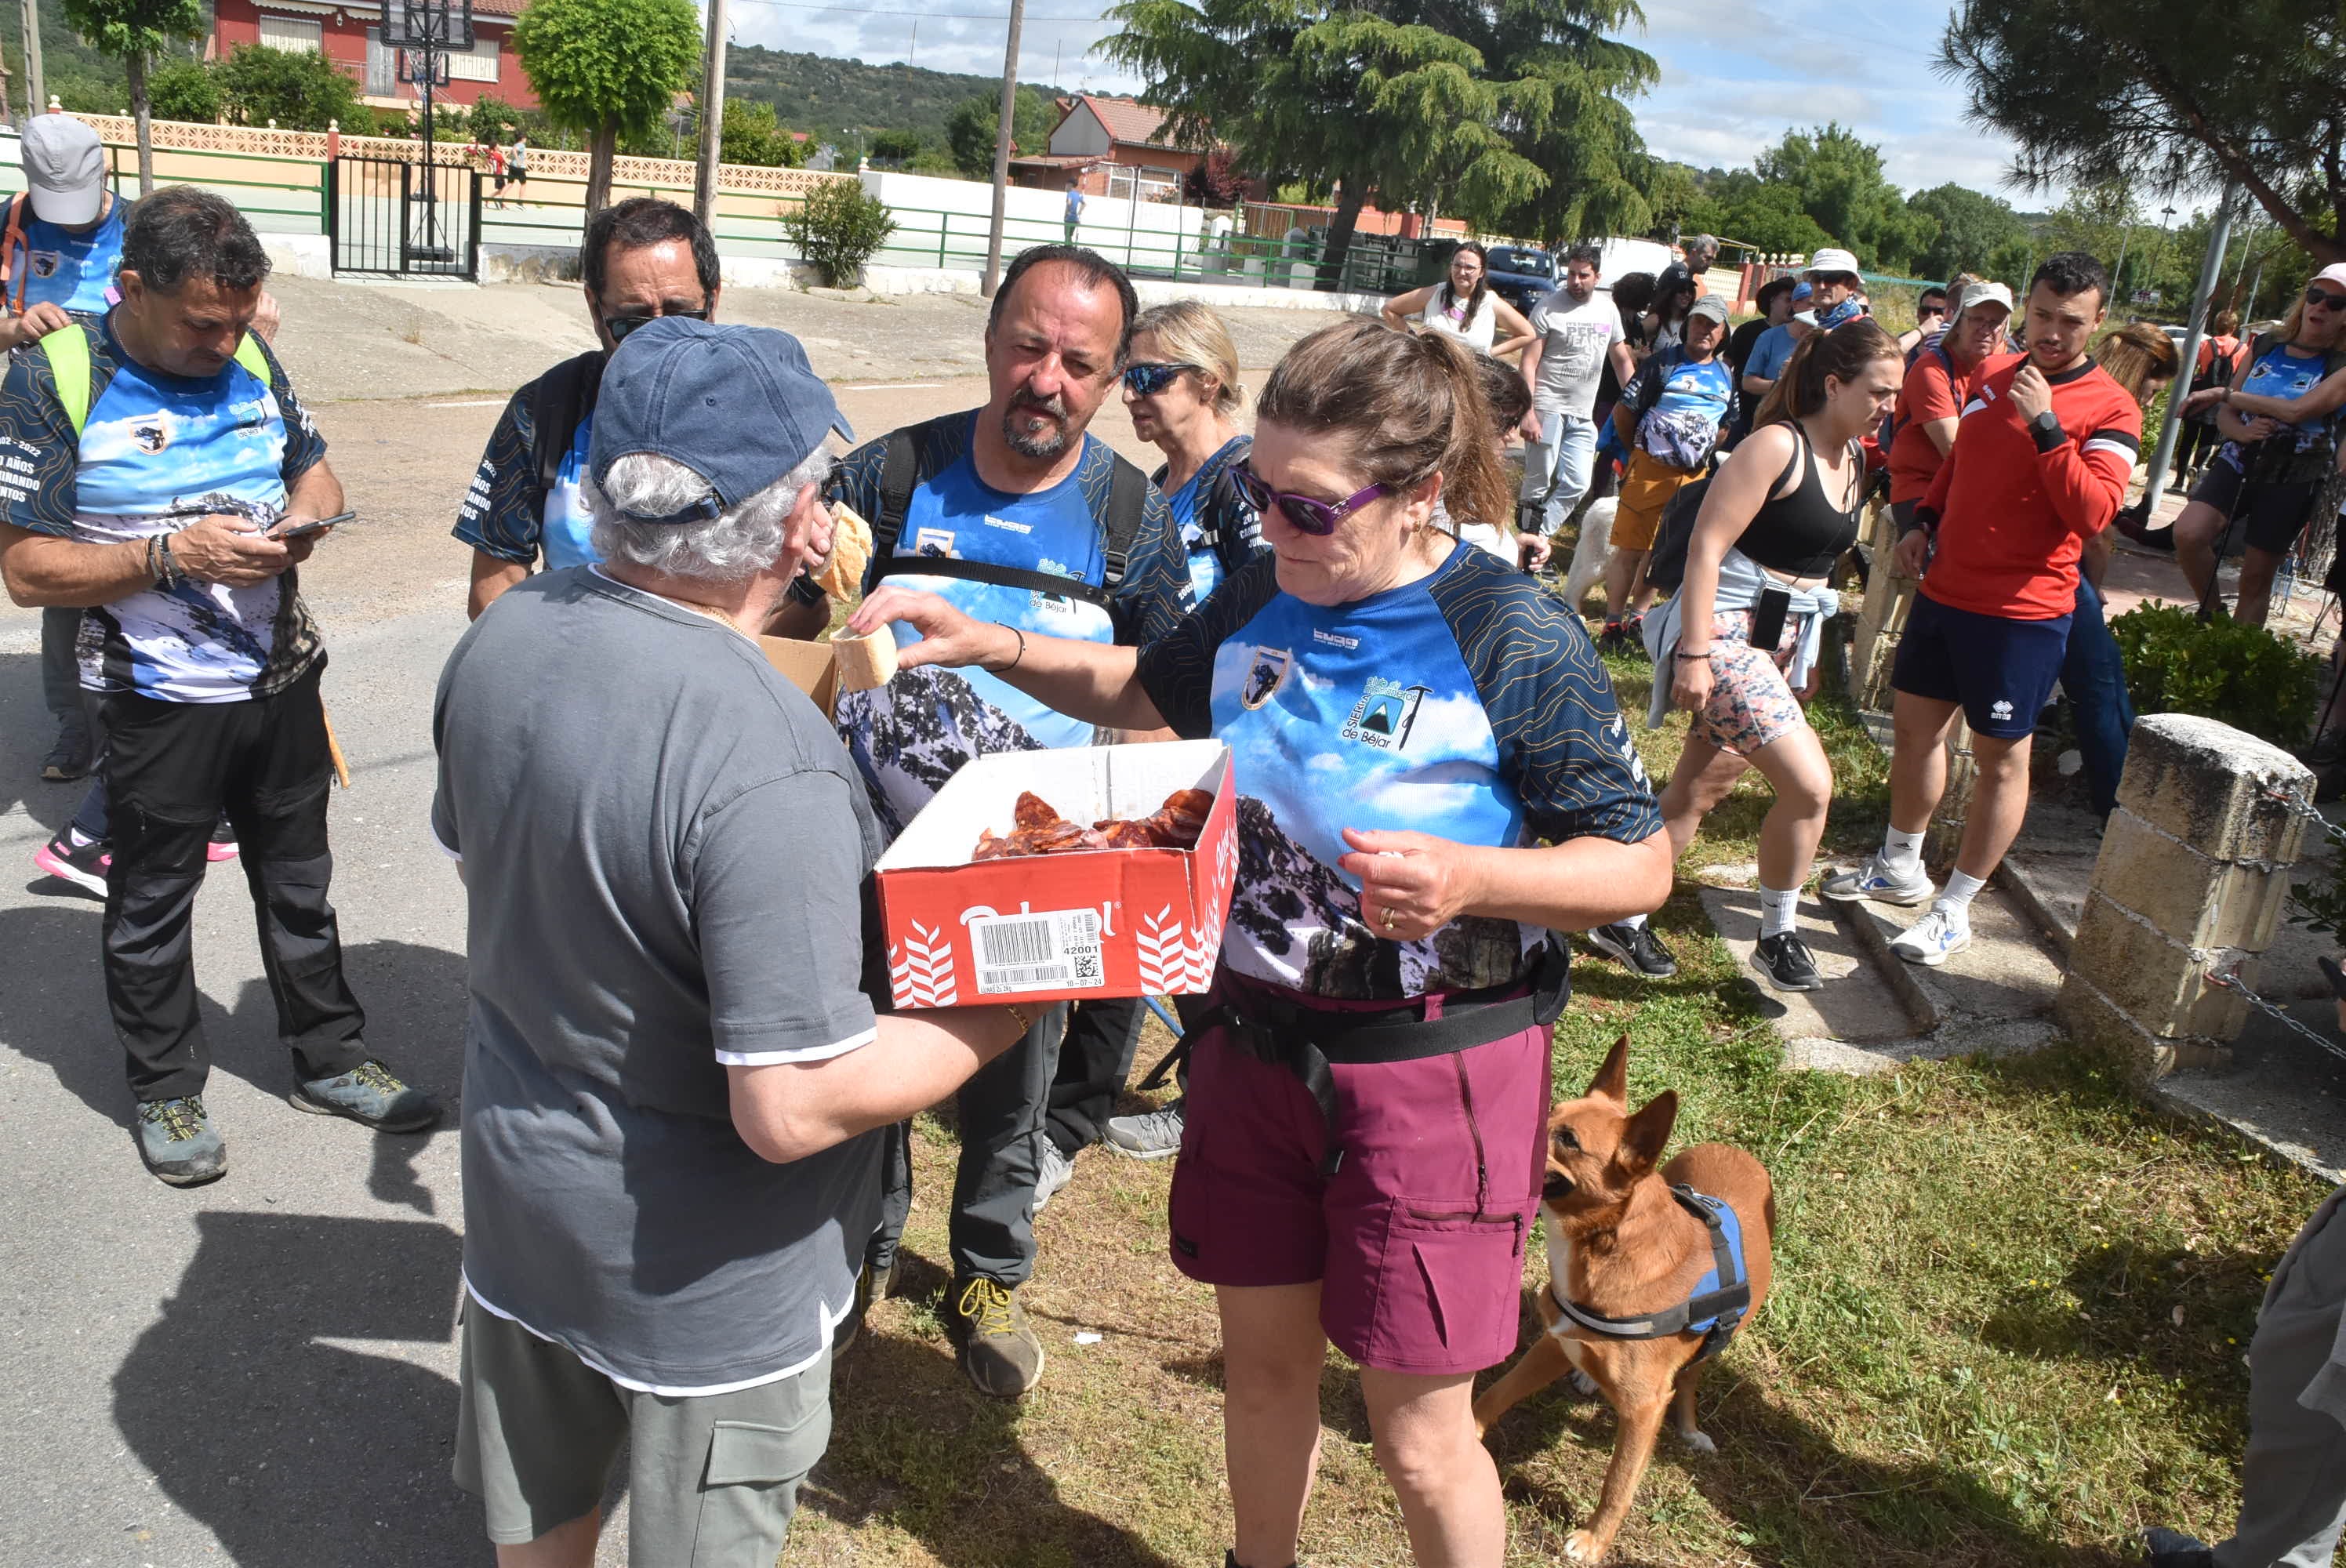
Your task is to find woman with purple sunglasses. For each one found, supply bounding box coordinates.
[849,317,1669,1568]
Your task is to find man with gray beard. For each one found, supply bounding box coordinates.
[770,244,1192,1399]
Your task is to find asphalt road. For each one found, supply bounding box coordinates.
[0,277,1342,1566]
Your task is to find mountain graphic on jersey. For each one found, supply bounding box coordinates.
[837,666,1048,837]
[1226,795,1528,999]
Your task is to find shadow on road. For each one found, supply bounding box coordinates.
[114,1210,476,1566]
[0,649,78,839]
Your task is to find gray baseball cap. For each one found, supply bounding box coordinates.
[590,317,854,524]
[1688,292,1731,325]
[21,114,105,226]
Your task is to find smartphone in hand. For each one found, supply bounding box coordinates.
[271,511,357,540]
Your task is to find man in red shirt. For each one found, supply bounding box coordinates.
[1885,280,2014,540]
[1825,253,2141,967]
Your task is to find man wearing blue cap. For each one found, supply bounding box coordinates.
[434,315,1030,1566]
[771,243,1193,1400]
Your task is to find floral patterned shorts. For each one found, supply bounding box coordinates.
[1689,608,1810,756]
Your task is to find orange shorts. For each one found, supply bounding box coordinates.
[1611,448,1701,551]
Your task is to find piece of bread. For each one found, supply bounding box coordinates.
[815,499,873,601]
[830,626,899,691]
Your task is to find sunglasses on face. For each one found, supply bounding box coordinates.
[2307,287,2346,310]
[605,306,712,342]
[1121,361,1200,396]
[1231,462,1393,536]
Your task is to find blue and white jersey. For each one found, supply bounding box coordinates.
[15,193,129,314]
[0,315,326,703]
[2217,337,2346,485]
[830,411,1193,835]
[1162,435,1262,606]
[1137,544,1661,999]
[455,351,601,572]
[1626,350,1735,469]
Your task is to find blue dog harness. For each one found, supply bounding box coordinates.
[1550,1185,1752,1363]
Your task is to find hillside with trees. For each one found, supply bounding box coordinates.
[723,44,1070,161]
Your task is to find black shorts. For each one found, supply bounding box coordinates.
[1891,590,2070,740]
[509,167,528,183]
[2190,462,2321,556]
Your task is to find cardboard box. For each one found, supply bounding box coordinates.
[874,740,1239,1009]
[759,636,840,720]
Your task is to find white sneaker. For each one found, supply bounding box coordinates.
[1819,855,1936,907]
[1103,1099,1185,1160]
[1889,908,1972,967]
[1035,1139,1076,1213]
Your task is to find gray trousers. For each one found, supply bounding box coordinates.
[2217,1187,2346,1568]
[41,607,89,746]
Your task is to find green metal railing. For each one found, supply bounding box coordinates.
[873,204,1342,290]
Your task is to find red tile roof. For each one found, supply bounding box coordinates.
[471,0,525,19]
[1077,94,1178,150]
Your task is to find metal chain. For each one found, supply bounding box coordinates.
[2261,785,2346,851]
[2205,964,2346,1065]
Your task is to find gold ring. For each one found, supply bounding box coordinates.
[1382,907,1398,931]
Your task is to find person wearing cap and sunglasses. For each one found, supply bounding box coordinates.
[455,197,721,619]
[0,187,438,1185]
[433,316,1033,1568]
[766,244,1193,1403]
[1801,247,1866,331]
[844,316,1666,1568]
[1884,280,2015,546]
[2171,264,2346,627]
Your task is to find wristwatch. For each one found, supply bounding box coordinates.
[2028,409,2066,452]
[786,572,827,608]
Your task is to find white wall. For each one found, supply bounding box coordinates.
[1048,103,1112,158]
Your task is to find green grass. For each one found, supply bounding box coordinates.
[783,637,2335,1567]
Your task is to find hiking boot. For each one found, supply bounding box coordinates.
[1819,855,1935,907]
[1585,921,1677,978]
[136,1095,226,1187]
[289,1059,441,1132]
[1596,620,1630,656]
[33,830,109,898]
[41,731,91,782]
[1622,614,1651,661]
[1749,931,1823,992]
[1889,908,1971,967]
[2141,1528,2214,1568]
[1035,1138,1075,1213]
[1104,1098,1186,1160]
[950,1276,1044,1399]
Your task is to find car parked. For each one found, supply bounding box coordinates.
[1481,245,1557,314]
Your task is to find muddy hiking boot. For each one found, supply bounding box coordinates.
[136,1096,226,1187]
[950,1276,1044,1399]
[290,1059,440,1132]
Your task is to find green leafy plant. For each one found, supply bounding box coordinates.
[146,56,220,123]
[782,178,895,287]
[60,0,204,192]
[721,99,808,169]
[512,0,703,212]
[2108,601,2322,745]
[212,44,366,131]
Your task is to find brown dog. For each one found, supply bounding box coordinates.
[1473,1036,1775,1564]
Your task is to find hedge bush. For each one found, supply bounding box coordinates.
[2108,601,2322,746]
[783,180,895,288]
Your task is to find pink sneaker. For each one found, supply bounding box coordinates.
[34,833,109,897]
[206,835,240,863]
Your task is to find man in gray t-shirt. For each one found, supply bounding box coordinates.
[1517,241,1639,542]
[434,318,1023,1565]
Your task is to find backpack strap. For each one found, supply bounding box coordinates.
[231,333,271,384]
[871,424,924,558]
[528,350,605,506]
[1102,450,1147,591]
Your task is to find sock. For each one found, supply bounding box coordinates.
[1880,827,1926,877]
[67,827,97,849]
[1933,869,1987,924]
[1759,884,1799,939]
[1614,912,1648,931]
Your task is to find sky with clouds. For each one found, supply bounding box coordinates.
[721,0,2056,205]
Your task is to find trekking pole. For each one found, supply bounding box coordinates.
[322,703,353,789]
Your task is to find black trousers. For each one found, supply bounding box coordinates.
[1044,994,1146,1156]
[99,662,367,1102]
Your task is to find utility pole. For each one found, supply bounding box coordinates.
[979,0,1025,297]
[19,0,43,125]
[693,0,728,227]
[2138,180,2239,505]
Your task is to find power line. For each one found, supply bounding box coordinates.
[726,0,1108,19]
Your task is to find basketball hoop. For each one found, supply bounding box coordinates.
[378,0,474,52]
[396,48,452,86]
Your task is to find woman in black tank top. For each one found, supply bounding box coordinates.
[1612,321,1904,995]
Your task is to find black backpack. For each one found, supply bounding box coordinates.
[866,415,1151,607]
[525,350,605,514]
[1643,426,1810,594]
[1152,437,1262,577]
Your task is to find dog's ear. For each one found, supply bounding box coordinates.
[1585,1034,1631,1103]
[1618,1090,1678,1171]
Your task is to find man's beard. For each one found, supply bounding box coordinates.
[1004,391,1071,459]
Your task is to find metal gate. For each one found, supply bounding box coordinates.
[326,155,481,279]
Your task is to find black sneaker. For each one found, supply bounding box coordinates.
[950,1276,1044,1399]
[1749,931,1823,992]
[2141,1527,2215,1568]
[1585,921,1676,978]
[1622,615,1651,662]
[1595,621,1629,656]
[33,830,109,898]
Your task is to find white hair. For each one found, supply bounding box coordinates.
[585,445,833,584]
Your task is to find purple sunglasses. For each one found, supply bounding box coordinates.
[1231,462,1393,535]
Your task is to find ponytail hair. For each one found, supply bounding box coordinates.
[1256,318,1512,534]
[1753,316,1902,429]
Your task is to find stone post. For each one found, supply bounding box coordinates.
[2057,714,2315,1081]
[1851,495,1917,713]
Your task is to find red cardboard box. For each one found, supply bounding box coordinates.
[874,741,1240,1009]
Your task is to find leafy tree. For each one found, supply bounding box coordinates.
[513,0,703,212]
[1753,122,1934,271]
[213,44,366,132]
[468,93,528,145]
[59,0,203,194]
[1941,0,2345,267]
[146,56,220,123]
[1185,146,1247,207]
[722,99,806,167]
[1642,160,1701,238]
[1104,0,1647,283]
[867,127,926,165]
[782,176,896,285]
[1985,234,2036,292]
[1683,171,1832,257]
[945,86,1053,178]
[1908,181,2028,282]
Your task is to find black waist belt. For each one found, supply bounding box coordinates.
[874,554,1111,608]
[1163,942,1572,1176]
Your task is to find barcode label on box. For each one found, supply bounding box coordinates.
[969,909,1106,994]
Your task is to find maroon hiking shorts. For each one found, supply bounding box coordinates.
[1167,975,1551,1376]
